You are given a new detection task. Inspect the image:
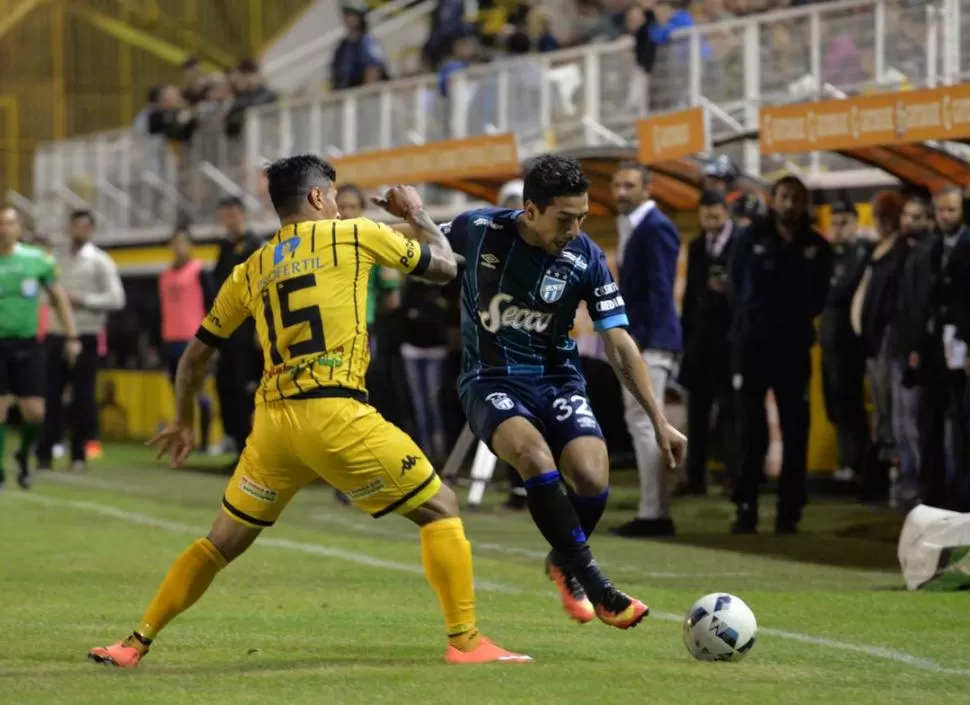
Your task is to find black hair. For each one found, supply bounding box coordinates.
[615,160,651,185]
[771,174,808,198]
[237,58,260,74]
[170,225,192,242]
[265,154,337,219]
[904,195,931,213]
[523,154,590,212]
[70,209,95,226]
[217,195,245,210]
[699,189,727,208]
[506,31,531,55]
[336,183,366,208]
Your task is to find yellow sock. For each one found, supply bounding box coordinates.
[420,517,480,651]
[133,538,228,646]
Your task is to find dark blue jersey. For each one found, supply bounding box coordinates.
[445,207,628,391]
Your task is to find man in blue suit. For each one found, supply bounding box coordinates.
[609,162,683,538]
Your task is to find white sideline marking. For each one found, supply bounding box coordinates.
[7,491,970,676]
[42,472,755,579]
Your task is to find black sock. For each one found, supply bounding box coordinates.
[524,470,611,603]
[568,487,609,537]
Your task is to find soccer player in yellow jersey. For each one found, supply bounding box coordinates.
[88,155,531,667]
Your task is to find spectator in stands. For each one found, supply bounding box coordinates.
[134,86,161,134]
[626,3,657,78]
[211,196,263,468]
[648,1,706,109]
[698,0,735,22]
[331,2,389,91]
[820,200,870,484]
[893,196,934,507]
[37,210,125,473]
[728,175,832,534]
[570,0,622,46]
[851,191,906,502]
[181,56,209,105]
[224,59,277,140]
[424,0,469,70]
[148,85,198,149]
[438,26,479,98]
[677,190,738,497]
[609,161,682,538]
[476,0,531,48]
[159,227,214,454]
[524,6,559,52]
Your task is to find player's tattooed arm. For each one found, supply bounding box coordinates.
[600,327,686,469]
[173,338,216,427]
[406,208,458,284]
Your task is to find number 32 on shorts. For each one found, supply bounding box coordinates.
[552,394,594,422]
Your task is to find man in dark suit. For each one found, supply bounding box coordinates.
[728,175,833,534]
[608,161,683,538]
[819,200,871,483]
[212,196,264,468]
[676,190,737,496]
[906,187,970,509]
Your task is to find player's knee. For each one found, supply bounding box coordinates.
[505,442,557,480]
[206,512,261,563]
[405,483,460,526]
[568,467,608,496]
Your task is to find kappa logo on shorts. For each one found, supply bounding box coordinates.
[347,478,385,500]
[401,455,419,475]
[486,392,515,411]
[238,476,279,504]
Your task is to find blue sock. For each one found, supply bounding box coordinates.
[524,470,609,602]
[568,487,609,538]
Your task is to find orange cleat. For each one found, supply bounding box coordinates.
[445,637,533,664]
[545,554,595,624]
[595,591,649,630]
[88,637,148,668]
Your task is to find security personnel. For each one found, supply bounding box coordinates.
[677,190,738,496]
[819,200,871,482]
[727,175,833,534]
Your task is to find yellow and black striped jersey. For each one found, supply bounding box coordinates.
[197,217,430,404]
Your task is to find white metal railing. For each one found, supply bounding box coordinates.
[29,0,966,241]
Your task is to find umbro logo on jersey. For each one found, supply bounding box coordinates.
[480,253,500,269]
[473,217,500,229]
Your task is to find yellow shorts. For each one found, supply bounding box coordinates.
[221,395,441,528]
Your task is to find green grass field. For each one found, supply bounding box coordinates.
[1,444,968,705]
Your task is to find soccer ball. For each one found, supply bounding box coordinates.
[683,593,757,662]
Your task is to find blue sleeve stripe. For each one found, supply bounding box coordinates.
[593,314,629,331]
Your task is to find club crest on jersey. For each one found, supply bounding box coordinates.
[540,273,567,304]
[273,236,301,265]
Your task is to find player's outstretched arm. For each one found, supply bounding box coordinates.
[149,337,214,467]
[599,326,686,469]
[372,186,458,283]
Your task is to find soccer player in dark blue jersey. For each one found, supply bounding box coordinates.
[444,154,687,629]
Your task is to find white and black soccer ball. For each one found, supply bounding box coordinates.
[683,593,757,662]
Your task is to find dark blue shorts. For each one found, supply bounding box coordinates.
[460,375,605,461]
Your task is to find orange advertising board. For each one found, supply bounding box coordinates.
[332,134,520,188]
[636,106,710,164]
[760,83,970,153]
